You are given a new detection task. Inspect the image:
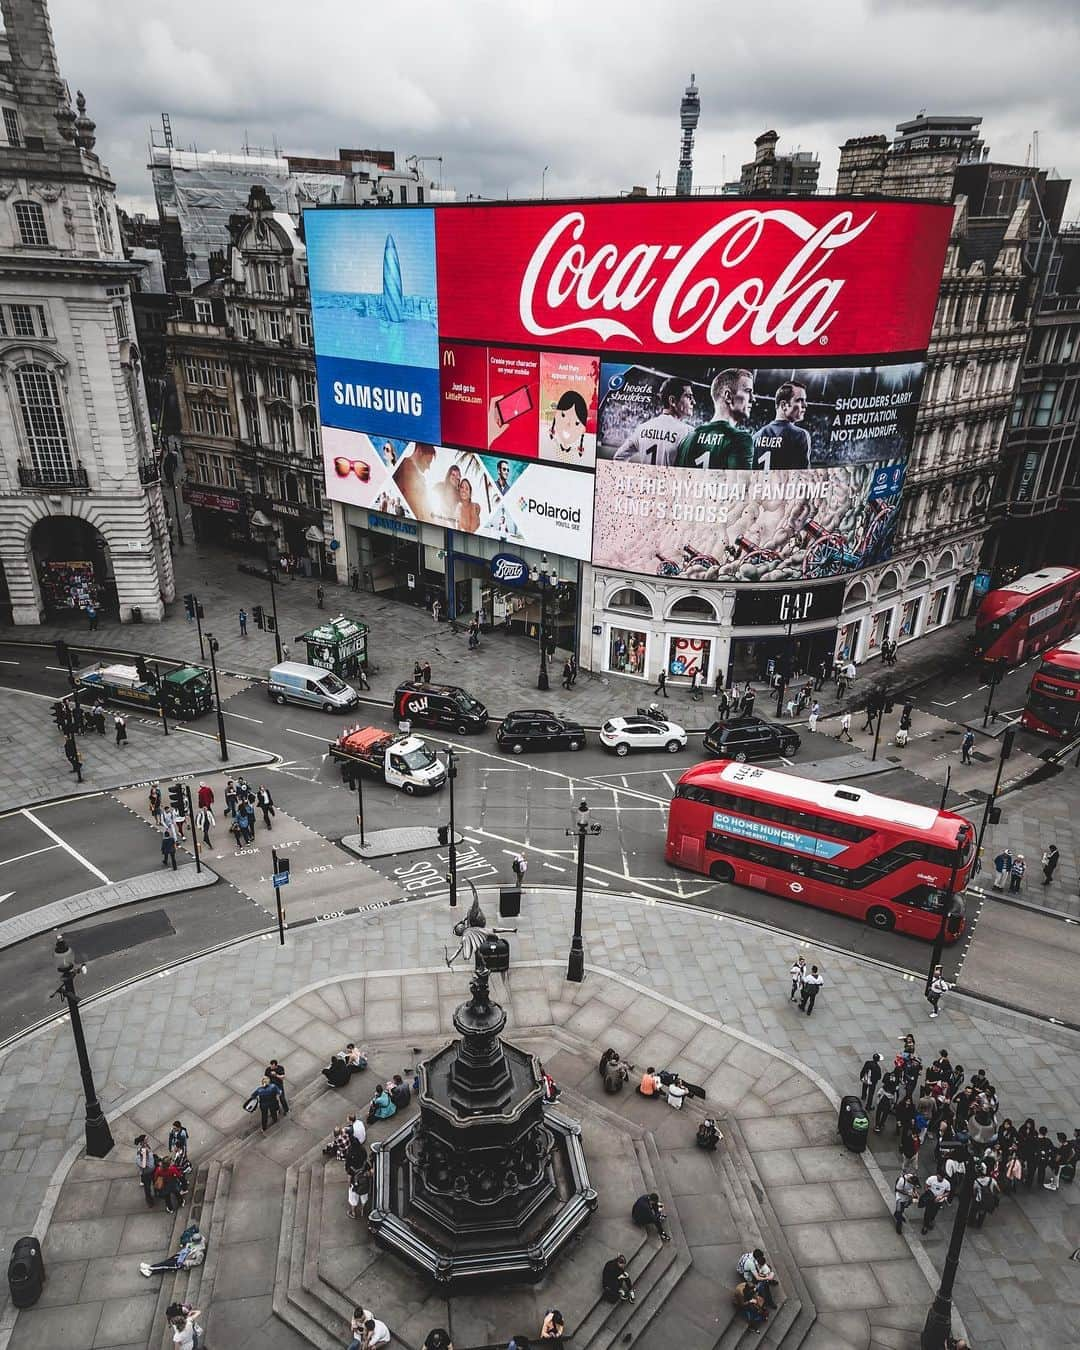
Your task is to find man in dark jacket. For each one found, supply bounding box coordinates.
[859,1053,882,1110]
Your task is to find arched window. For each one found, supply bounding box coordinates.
[15,363,73,479]
[668,594,717,619]
[608,587,650,612]
[908,560,928,584]
[95,201,114,254]
[878,569,900,594]
[845,581,869,607]
[14,199,47,246]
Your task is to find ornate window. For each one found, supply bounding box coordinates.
[14,200,48,246]
[15,363,73,478]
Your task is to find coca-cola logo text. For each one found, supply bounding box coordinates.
[518,208,875,350]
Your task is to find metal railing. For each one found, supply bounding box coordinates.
[17,460,89,490]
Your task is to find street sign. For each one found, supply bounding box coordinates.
[273,872,290,888]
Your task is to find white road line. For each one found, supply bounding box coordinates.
[0,844,60,868]
[0,659,19,665]
[961,691,975,699]
[45,665,69,673]
[931,700,958,708]
[662,773,675,793]
[222,710,264,723]
[543,863,565,872]
[20,808,109,883]
[587,877,610,887]
[285,727,328,741]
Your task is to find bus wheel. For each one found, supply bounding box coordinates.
[709,861,735,883]
[867,907,895,932]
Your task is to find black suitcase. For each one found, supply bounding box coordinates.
[838,1094,870,1152]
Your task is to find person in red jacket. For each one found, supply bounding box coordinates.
[197,782,214,810]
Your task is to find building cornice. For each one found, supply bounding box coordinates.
[0,254,142,284]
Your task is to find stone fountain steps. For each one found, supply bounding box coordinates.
[149,1157,235,1350]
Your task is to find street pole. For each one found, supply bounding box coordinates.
[775,616,794,718]
[192,593,205,661]
[447,747,458,910]
[183,784,202,875]
[566,799,601,982]
[268,558,283,664]
[925,827,967,997]
[921,1142,976,1349]
[536,560,550,692]
[939,766,950,812]
[171,479,185,546]
[55,641,83,783]
[271,848,286,946]
[974,727,1015,870]
[982,658,1005,728]
[53,935,114,1157]
[355,764,366,849]
[155,662,169,735]
[204,633,229,762]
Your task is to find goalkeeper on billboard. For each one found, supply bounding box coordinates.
[612,376,697,465]
[674,368,754,469]
[752,381,812,470]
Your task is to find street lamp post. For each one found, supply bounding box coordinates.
[565,799,602,983]
[921,1140,977,1349]
[53,935,114,1157]
[925,825,968,998]
[531,556,558,692]
[267,561,283,664]
[774,615,795,718]
[155,661,169,736]
[203,632,229,762]
[982,657,1007,728]
[542,165,549,199]
[974,727,1015,873]
[446,747,458,910]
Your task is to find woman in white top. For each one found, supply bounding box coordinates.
[665,1075,689,1109]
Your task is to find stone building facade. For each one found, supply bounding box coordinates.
[0,0,172,624]
[167,187,330,569]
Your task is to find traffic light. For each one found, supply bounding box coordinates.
[52,701,67,729]
[265,615,276,635]
[196,601,205,620]
[136,656,150,684]
[183,593,195,620]
[208,636,220,655]
[253,605,265,630]
[168,783,185,812]
[437,824,450,846]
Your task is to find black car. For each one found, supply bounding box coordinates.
[702,715,800,762]
[393,682,488,734]
[496,710,586,754]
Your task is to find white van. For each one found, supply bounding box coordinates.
[268,662,359,713]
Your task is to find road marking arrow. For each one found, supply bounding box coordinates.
[0,891,14,906]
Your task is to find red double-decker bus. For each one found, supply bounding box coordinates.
[665,760,974,941]
[1022,636,1080,739]
[974,566,1080,665]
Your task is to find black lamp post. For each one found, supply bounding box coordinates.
[203,632,229,762]
[446,747,458,910]
[925,825,968,998]
[921,1139,977,1349]
[775,614,795,718]
[974,727,1015,873]
[531,555,559,692]
[53,935,114,1158]
[565,799,602,983]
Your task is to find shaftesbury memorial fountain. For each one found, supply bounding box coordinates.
[368,962,598,1284]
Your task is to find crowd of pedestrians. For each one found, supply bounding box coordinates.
[860,1034,1078,1238]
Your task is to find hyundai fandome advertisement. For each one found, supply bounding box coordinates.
[322,427,595,560]
[307,197,952,576]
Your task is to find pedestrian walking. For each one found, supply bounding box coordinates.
[926,966,950,1018]
[1042,843,1060,886]
[238,608,248,637]
[960,728,975,765]
[63,734,79,773]
[196,805,214,846]
[316,583,325,610]
[893,1169,919,1233]
[561,659,573,690]
[265,1058,289,1115]
[873,1068,899,1132]
[838,709,852,742]
[114,713,128,747]
[149,784,162,823]
[836,670,849,699]
[257,785,275,829]
[919,1168,951,1234]
[244,1076,284,1131]
[789,955,806,1002]
[511,852,528,888]
[134,1134,156,1207]
[859,1052,882,1110]
[421,659,432,684]
[714,669,725,698]
[741,688,756,716]
[798,964,823,1016]
[862,696,880,733]
[432,598,442,623]
[161,830,178,871]
[350,568,360,591]
[653,669,668,698]
[717,690,730,721]
[808,701,821,733]
[92,701,106,735]
[814,657,829,691]
[1009,853,1026,894]
[568,653,578,686]
[86,603,98,631]
[992,846,1012,889]
[689,668,702,702]
[197,782,214,810]
[224,779,238,818]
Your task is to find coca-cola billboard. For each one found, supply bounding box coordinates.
[435,200,952,359]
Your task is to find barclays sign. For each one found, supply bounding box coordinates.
[491,553,528,587]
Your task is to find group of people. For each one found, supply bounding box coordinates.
[133,1122,192,1215]
[412,659,434,685]
[598,1050,694,1110]
[860,1035,1078,1237]
[878,637,900,666]
[788,956,825,1015]
[417,1308,565,1350]
[242,1057,289,1131]
[992,844,1058,894]
[224,778,275,846]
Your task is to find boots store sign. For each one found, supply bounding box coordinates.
[434,200,953,359]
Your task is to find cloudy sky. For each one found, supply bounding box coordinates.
[46,0,1080,214]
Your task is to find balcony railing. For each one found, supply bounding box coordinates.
[138,459,161,485]
[17,460,89,491]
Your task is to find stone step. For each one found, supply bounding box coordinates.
[150,1160,234,1350]
[273,1162,342,1350]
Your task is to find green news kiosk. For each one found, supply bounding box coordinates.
[300,615,370,680]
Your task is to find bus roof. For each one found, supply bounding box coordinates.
[1042,636,1080,664]
[679,759,967,838]
[993,567,1079,598]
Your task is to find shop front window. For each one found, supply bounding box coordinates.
[668,634,711,682]
[608,626,647,677]
[868,609,891,653]
[899,597,922,639]
[836,620,861,663]
[929,588,949,628]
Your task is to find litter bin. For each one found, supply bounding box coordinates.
[476,934,510,973]
[8,1236,45,1307]
[838,1094,870,1153]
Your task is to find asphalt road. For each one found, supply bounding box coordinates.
[1,644,1076,1033]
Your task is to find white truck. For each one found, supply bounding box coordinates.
[329,725,446,795]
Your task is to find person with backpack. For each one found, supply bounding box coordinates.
[1009,853,1026,894]
[992,846,1012,890]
